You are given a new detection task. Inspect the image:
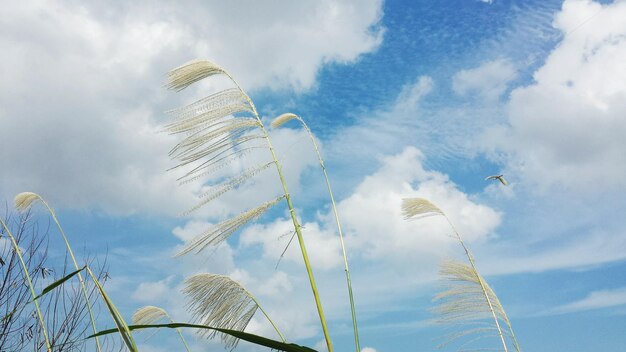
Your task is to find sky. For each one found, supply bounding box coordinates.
[1,0,626,351]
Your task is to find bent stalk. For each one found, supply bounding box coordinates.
[0,218,52,352]
[15,193,101,352]
[272,113,360,352]
[222,72,333,352]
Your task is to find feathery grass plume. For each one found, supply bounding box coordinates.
[175,196,284,257]
[401,198,444,219]
[181,162,274,216]
[132,306,168,325]
[14,191,42,211]
[271,113,299,128]
[167,59,224,91]
[167,60,334,350]
[132,306,190,352]
[433,259,517,350]
[0,217,52,351]
[402,197,521,352]
[14,192,102,352]
[183,273,286,349]
[271,112,361,352]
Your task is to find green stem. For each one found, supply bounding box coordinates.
[443,215,510,352]
[223,71,333,352]
[292,116,360,352]
[37,197,102,352]
[85,266,138,352]
[249,294,287,343]
[0,218,52,352]
[169,317,191,352]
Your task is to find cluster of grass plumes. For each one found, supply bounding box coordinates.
[403,198,521,352]
[2,58,523,352]
[162,59,336,351]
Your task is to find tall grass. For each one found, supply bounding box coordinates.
[271,113,361,352]
[15,192,102,352]
[6,192,138,351]
[0,217,52,351]
[402,198,521,351]
[165,60,333,351]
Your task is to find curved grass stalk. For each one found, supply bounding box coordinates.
[442,217,519,352]
[86,266,138,351]
[132,306,191,352]
[0,217,52,351]
[402,198,521,352]
[272,113,360,352]
[14,192,102,352]
[168,60,333,351]
[184,273,286,348]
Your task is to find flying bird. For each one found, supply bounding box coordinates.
[485,174,508,186]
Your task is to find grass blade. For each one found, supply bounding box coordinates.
[89,323,318,352]
[31,266,86,301]
[86,266,138,351]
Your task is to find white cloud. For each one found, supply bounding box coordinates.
[132,275,177,303]
[338,147,501,263]
[240,218,344,271]
[452,58,517,100]
[240,146,501,269]
[184,1,386,92]
[551,287,626,314]
[485,0,626,193]
[0,0,383,215]
[361,347,378,352]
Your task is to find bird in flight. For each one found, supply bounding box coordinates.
[485,174,508,186]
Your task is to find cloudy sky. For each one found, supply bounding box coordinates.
[1,0,626,351]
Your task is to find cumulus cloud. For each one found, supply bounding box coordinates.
[158,146,502,344]
[338,147,501,263]
[132,275,177,303]
[239,146,501,270]
[485,0,626,193]
[0,0,384,215]
[240,218,344,270]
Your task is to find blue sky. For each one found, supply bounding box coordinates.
[1,0,626,351]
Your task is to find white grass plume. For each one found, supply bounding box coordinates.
[181,162,274,216]
[167,60,224,91]
[183,273,285,349]
[433,259,516,350]
[14,192,42,211]
[132,306,169,325]
[271,113,299,128]
[132,306,191,351]
[402,197,520,352]
[401,198,444,219]
[166,88,246,121]
[167,60,334,351]
[175,196,284,257]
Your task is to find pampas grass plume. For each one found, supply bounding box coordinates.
[401,197,444,219]
[167,60,224,91]
[271,113,299,128]
[14,192,42,211]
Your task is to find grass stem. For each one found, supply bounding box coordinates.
[0,218,52,352]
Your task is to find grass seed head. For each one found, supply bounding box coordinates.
[14,192,42,211]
